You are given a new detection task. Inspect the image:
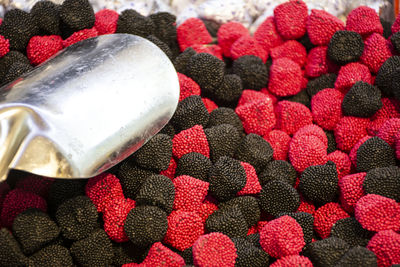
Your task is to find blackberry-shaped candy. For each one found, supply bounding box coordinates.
[208,156,246,201]
[116,9,155,37]
[180,247,193,265]
[112,241,149,265]
[0,51,29,81]
[212,74,243,107]
[175,152,212,181]
[135,174,175,214]
[231,238,269,267]
[131,133,172,171]
[173,47,196,74]
[325,130,337,154]
[205,205,248,238]
[363,166,400,201]
[336,246,377,267]
[159,122,175,137]
[328,30,364,65]
[207,107,244,135]
[149,12,177,46]
[375,56,400,95]
[70,229,113,267]
[219,196,260,227]
[391,32,400,54]
[124,205,168,247]
[390,68,400,101]
[171,95,210,132]
[29,245,73,267]
[47,179,86,213]
[232,55,268,90]
[55,195,98,241]
[303,237,350,267]
[279,212,314,244]
[31,1,61,35]
[298,33,315,52]
[205,124,240,163]
[284,89,311,108]
[381,18,392,39]
[12,209,59,255]
[306,73,337,97]
[59,0,94,31]
[342,81,382,118]
[259,160,297,186]
[145,35,173,60]
[356,137,396,172]
[0,228,29,267]
[330,217,371,247]
[3,62,33,85]
[259,180,300,217]
[299,161,338,204]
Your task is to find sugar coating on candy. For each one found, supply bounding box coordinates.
[305,46,330,78]
[1,189,47,228]
[367,230,400,267]
[237,90,269,107]
[94,9,118,35]
[173,175,209,212]
[0,228,29,266]
[196,200,218,223]
[368,98,400,136]
[268,58,302,97]
[270,255,313,267]
[306,73,337,97]
[259,216,305,258]
[328,30,364,66]
[263,130,291,161]
[177,18,212,52]
[297,196,316,215]
[254,17,283,54]
[230,35,268,62]
[193,232,237,267]
[62,27,98,47]
[202,97,218,113]
[103,198,135,242]
[349,136,372,167]
[327,150,351,179]
[313,202,349,239]
[311,88,344,131]
[207,107,244,135]
[159,157,177,180]
[363,166,400,203]
[275,101,313,135]
[172,125,210,159]
[292,124,328,149]
[232,56,268,91]
[356,137,396,172]
[60,0,95,31]
[375,56,400,95]
[164,210,204,251]
[355,194,400,232]
[205,124,240,163]
[220,196,261,228]
[361,33,392,74]
[338,172,366,213]
[232,237,269,267]
[237,162,261,195]
[334,116,369,152]
[175,152,212,182]
[15,175,54,199]
[377,118,400,147]
[30,1,61,36]
[392,14,400,33]
[336,64,371,94]
[273,0,308,40]
[235,98,276,136]
[206,205,248,238]
[289,135,328,173]
[345,6,383,37]
[0,35,9,57]
[270,40,307,67]
[217,22,249,57]
[85,172,124,212]
[307,9,345,46]
[330,217,371,247]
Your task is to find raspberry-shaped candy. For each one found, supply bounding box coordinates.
[103,198,135,242]
[254,17,283,54]
[85,172,124,212]
[260,216,305,258]
[339,172,366,213]
[190,44,223,60]
[62,27,98,47]
[124,242,185,267]
[349,136,373,167]
[1,189,47,228]
[289,135,328,173]
[345,6,383,37]
[311,88,344,131]
[230,35,268,63]
[292,124,328,149]
[307,9,345,46]
[177,18,212,52]
[367,230,400,267]
[217,22,249,58]
[0,35,10,57]
[202,98,218,113]
[271,255,313,267]
[237,162,261,195]
[263,130,291,161]
[334,62,372,93]
[160,157,177,180]
[173,175,209,212]
[268,58,302,97]
[297,195,316,215]
[164,210,204,251]
[27,35,63,65]
[270,40,307,67]
[94,9,118,35]
[327,150,351,179]
[355,194,400,232]
[172,125,210,159]
[305,46,330,78]
[361,33,392,73]
[235,98,276,136]
[377,118,400,147]
[275,101,313,135]
[334,116,369,152]
[396,132,400,160]
[237,89,270,107]
[273,0,308,40]
[15,175,54,199]
[196,200,218,223]
[313,202,349,239]
[193,233,237,267]
[368,98,400,136]
[177,73,201,102]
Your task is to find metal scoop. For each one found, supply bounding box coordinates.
[0,34,180,182]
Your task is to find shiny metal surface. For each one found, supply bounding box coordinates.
[0,34,180,182]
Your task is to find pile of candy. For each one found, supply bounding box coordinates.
[0,0,400,266]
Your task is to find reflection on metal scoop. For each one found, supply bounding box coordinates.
[0,34,180,182]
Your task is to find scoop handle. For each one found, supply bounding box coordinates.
[0,108,30,182]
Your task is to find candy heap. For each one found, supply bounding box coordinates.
[0,0,400,266]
